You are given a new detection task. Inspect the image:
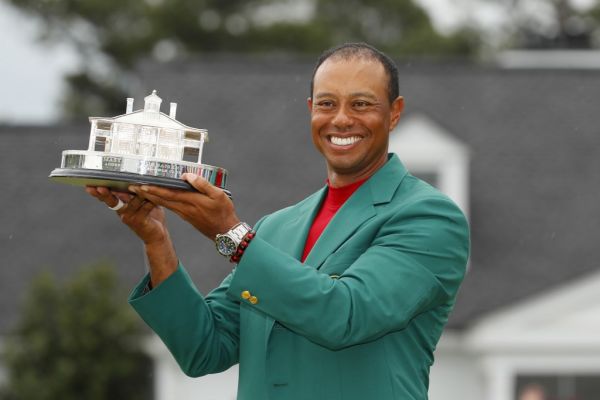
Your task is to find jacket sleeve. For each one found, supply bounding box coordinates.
[226,196,469,350]
[129,264,240,377]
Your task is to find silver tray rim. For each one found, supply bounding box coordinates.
[59,150,227,184]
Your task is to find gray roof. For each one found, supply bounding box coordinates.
[1,56,599,333]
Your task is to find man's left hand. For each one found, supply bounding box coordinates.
[129,173,240,240]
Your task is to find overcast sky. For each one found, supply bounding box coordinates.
[0,2,78,124]
[0,0,596,124]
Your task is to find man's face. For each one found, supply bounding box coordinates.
[308,58,404,184]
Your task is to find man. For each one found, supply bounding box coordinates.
[87,43,469,400]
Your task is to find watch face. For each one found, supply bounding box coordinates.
[216,236,237,256]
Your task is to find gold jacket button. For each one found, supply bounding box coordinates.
[241,290,251,300]
[249,296,258,305]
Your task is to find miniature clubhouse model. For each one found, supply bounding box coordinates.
[49,90,228,192]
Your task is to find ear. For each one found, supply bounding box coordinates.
[389,96,404,131]
[307,97,313,113]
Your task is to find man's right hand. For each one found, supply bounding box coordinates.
[85,186,168,245]
[85,186,178,287]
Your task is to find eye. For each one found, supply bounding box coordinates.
[315,100,335,109]
[353,100,371,109]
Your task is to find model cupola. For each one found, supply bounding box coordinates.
[144,90,162,120]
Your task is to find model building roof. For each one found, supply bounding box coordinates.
[90,111,206,133]
[90,89,208,136]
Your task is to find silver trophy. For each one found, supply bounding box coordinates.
[49,90,229,195]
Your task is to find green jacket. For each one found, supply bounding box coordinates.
[129,154,470,400]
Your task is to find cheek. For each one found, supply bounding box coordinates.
[310,115,329,138]
[310,112,327,127]
[366,114,390,134]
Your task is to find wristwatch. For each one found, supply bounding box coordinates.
[215,222,252,257]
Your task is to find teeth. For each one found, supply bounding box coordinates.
[330,136,361,146]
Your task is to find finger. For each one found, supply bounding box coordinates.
[122,199,156,222]
[129,184,187,202]
[85,186,101,199]
[113,192,134,202]
[182,173,220,198]
[95,186,116,202]
[123,195,148,214]
[96,186,112,196]
[137,200,157,219]
[130,189,181,210]
[87,186,122,208]
[85,186,111,200]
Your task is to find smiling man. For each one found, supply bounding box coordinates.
[87,43,470,400]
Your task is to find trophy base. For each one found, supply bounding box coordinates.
[49,168,232,197]
[49,150,231,196]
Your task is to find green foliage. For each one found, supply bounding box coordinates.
[0,264,152,400]
[7,0,480,118]
[496,0,600,50]
[62,71,132,119]
[311,0,475,57]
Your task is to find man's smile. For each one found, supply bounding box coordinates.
[327,135,364,147]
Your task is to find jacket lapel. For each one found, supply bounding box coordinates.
[304,186,375,269]
[283,187,328,260]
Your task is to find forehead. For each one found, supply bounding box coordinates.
[313,58,388,97]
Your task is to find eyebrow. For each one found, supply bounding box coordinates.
[350,92,378,100]
[314,92,335,99]
[314,91,378,100]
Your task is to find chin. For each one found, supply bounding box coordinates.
[326,157,363,174]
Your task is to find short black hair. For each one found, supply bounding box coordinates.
[310,42,399,104]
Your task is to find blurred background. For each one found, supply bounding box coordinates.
[1,0,600,399]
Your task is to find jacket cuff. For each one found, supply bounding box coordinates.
[128,263,201,325]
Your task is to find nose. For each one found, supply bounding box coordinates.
[331,105,354,130]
